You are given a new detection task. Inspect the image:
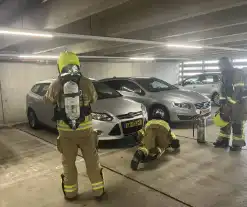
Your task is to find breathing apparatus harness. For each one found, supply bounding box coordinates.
[53,64,92,130]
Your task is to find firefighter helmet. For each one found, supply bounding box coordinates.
[57,51,80,73]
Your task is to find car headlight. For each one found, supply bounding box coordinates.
[92,112,113,121]
[172,102,192,109]
[141,104,147,114]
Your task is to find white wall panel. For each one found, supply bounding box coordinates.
[0,62,57,123]
[83,62,179,84]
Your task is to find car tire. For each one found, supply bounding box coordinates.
[150,105,170,122]
[28,109,40,129]
[212,92,220,106]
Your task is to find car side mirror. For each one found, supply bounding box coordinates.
[134,88,144,95]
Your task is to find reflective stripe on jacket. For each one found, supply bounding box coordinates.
[57,115,92,131]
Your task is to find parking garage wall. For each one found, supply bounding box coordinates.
[0,62,57,124]
[82,62,180,84]
[0,61,179,124]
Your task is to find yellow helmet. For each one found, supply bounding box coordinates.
[213,112,229,127]
[57,51,80,73]
[170,132,176,139]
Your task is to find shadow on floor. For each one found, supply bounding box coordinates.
[171,119,214,129]
[135,149,181,172]
[16,123,138,150]
[98,136,137,150]
[0,140,21,166]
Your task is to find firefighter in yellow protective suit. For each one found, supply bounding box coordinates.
[44,52,105,201]
[131,114,180,170]
[213,57,246,151]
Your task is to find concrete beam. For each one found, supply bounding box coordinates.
[0,0,129,50]
[194,32,247,46]
[0,0,29,24]
[61,3,247,55]
[3,0,247,56]
[97,0,247,36]
[81,5,247,55]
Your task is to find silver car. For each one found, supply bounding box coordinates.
[100,77,211,122]
[177,73,221,106]
[26,79,148,140]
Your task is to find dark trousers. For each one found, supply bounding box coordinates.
[218,121,246,147]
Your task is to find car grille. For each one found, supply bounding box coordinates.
[178,115,193,120]
[117,111,143,120]
[108,124,121,136]
[195,101,211,109]
[122,125,143,135]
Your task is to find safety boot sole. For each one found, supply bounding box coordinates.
[95,190,107,201]
[230,146,242,151]
[131,150,145,171]
[213,139,229,148]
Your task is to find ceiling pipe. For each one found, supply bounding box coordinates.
[0,27,247,52]
[0,53,190,61]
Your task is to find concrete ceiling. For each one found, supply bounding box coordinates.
[1,0,247,60]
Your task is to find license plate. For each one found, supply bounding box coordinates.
[124,119,143,128]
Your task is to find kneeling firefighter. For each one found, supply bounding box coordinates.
[131,114,180,170]
[44,52,105,200]
[213,57,246,151]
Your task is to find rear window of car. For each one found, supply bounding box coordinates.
[31,83,50,96]
[31,84,40,94]
[102,80,120,90]
[37,83,51,96]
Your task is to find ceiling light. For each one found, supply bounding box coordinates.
[183,67,202,70]
[166,44,203,49]
[234,65,247,69]
[183,61,203,65]
[129,57,155,61]
[233,59,247,63]
[19,55,58,59]
[204,60,219,64]
[205,66,219,70]
[0,30,53,38]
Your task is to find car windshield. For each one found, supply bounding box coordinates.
[134,78,178,92]
[93,82,122,99]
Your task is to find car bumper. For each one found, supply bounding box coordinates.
[92,114,148,140]
[169,103,212,122]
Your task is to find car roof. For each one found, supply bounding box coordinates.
[100,76,153,81]
[35,79,56,84]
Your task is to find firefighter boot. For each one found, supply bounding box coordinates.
[94,169,106,201]
[61,174,78,201]
[230,145,242,151]
[213,138,229,148]
[131,150,145,171]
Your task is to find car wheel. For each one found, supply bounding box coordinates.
[212,93,220,106]
[28,109,40,129]
[150,105,170,122]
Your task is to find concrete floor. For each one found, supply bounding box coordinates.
[1,106,247,207]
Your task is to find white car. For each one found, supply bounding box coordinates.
[26,79,148,140]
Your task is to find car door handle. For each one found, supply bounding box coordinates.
[193,86,196,88]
